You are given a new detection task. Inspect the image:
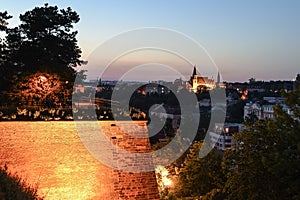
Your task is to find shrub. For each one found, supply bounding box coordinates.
[0,165,43,200]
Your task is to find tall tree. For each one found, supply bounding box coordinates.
[0,11,12,104]
[0,11,12,31]
[175,142,225,198]
[223,82,300,199]
[7,4,83,78]
[2,4,85,106]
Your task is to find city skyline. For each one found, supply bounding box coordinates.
[1,0,299,82]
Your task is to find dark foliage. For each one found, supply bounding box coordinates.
[0,165,43,200]
[0,4,85,106]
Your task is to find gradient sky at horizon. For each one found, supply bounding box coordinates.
[1,0,299,82]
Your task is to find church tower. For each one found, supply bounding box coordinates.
[216,71,226,88]
[217,72,220,84]
[192,66,197,77]
[191,66,198,92]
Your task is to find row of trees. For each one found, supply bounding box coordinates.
[161,78,299,199]
[0,4,85,107]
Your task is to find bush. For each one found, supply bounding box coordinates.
[0,165,43,200]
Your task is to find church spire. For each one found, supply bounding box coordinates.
[192,65,197,76]
[217,71,220,84]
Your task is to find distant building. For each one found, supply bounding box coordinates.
[294,74,300,91]
[157,85,168,95]
[74,84,85,93]
[216,71,226,88]
[262,97,285,104]
[244,99,293,120]
[173,77,185,92]
[145,83,169,95]
[145,83,158,94]
[198,98,211,107]
[149,103,181,130]
[189,66,215,92]
[209,123,245,151]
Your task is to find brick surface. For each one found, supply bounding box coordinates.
[0,121,159,200]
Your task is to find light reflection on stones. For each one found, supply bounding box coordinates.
[0,121,114,199]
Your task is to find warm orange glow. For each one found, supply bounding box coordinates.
[162,176,172,187]
[12,72,66,106]
[39,75,47,82]
[241,90,248,100]
[0,122,114,199]
[155,166,173,189]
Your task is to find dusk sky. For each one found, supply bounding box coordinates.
[1,0,300,82]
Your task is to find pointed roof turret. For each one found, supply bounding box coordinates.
[192,65,197,76]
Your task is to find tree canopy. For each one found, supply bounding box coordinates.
[162,76,300,199]
[0,4,85,106]
[6,4,83,75]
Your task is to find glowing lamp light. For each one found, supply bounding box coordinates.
[225,127,229,133]
[39,75,47,82]
[241,90,248,100]
[155,165,173,188]
[162,176,172,187]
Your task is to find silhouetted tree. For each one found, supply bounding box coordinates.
[1,4,86,106]
[8,4,83,75]
[165,75,300,199]
[244,111,258,124]
[0,11,13,104]
[176,142,225,198]
[223,85,300,199]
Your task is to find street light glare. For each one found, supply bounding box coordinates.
[39,75,47,82]
[162,176,172,186]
